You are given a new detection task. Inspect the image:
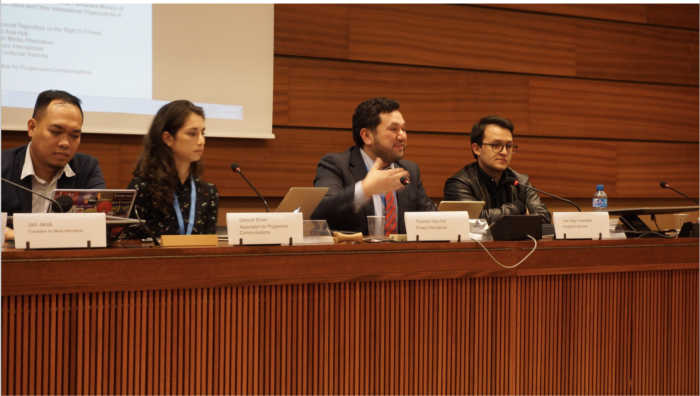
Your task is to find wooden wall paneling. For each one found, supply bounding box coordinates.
[399,132,471,198]
[201,128,346,197]
[616,141,699,199]
[528,77,699,143]
[273,58,290,126]
[275,4,697,85]
[284,59,472,133]
[493,4,699,30]
[575,20,699,86]
[274,4,350,59]
[646,4,700,30]
[510,137,617,198]
[1,130,29,150]
[490,4,648,24]
[282,58,532,134]
[348,5,577,77]
[458,72,531,134]
[117,135,143,190]
[77,135,124,193]
[279,59,697,141]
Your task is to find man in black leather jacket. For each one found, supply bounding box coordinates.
[443,115,551,225]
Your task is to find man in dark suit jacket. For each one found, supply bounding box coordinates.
[2,90,105,220]
[311,98,436,235]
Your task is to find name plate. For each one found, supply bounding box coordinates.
[14,213,107,249]
[552,212,610,239]
[227,213,303,245]
[405,211,470,242]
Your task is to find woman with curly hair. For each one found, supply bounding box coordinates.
[128,100,218,237]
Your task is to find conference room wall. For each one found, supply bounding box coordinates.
[2,4,698,224]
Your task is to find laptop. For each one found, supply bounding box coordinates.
[275,187,329,220]
[50,189,137,218]
[438,201,485,219]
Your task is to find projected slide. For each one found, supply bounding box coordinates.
[2,4,151,99]
[1,4,272,138]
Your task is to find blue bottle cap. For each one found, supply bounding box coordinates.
[597,185,604,190]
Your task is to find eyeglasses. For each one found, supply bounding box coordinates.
[480,143,518,154]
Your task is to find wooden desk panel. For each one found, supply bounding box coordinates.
[2,239,698,395]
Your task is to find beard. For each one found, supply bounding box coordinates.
[372,143,406,165]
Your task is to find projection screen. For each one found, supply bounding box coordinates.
[1,3,275,139]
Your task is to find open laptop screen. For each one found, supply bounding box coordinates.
[50,189,137,218]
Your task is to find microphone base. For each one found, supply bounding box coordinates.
[490,215,543,241]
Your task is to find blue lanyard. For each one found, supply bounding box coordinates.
[173,176,196,235]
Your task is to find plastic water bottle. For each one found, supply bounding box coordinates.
[592,185,607,212]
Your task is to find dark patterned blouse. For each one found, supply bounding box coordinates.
[127,175,219,237]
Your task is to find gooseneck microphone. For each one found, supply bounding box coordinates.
[660,181,699,205]
[504,177,581,212]
[400,176,438,211]
[1,178,73,213]
[230,163,269,213]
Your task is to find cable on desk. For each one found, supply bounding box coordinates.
[470,235,537,269]
[634,215,679,239]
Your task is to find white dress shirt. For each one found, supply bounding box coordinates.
[20,142,75,213]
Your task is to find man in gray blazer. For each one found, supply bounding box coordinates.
[311,97,436,235]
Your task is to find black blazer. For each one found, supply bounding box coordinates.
[1,144,106,215]
[310,146,436,234]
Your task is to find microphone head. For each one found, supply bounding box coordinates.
[660,181,669,189]
[49,201,63,213]
[504,177,519,186]
[230,163,241,173]
[56,195,74,212]
[400,176,410,185]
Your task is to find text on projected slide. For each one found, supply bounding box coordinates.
[1,3,152,100]
[1,4,243,121]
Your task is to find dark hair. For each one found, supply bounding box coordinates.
[32,90,83,122]
[470,115,514,160]
[133,100,206,214]
[352,98,401,148]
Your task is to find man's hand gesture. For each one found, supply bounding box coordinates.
[361,157,409,197]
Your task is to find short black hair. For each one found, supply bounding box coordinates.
[352,97,401,148]
[32,90,83,122]
[470,115,514,160]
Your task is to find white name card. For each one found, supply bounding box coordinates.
[14,213,107,249]
[405,211,470,242]
[227,213,303,245]
[552,212,610,240]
